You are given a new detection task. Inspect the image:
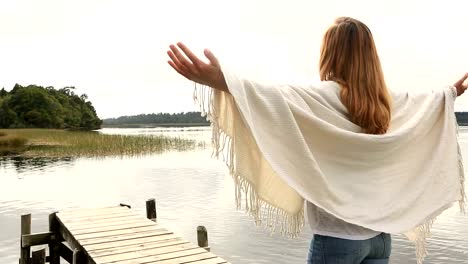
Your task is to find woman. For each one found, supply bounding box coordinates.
[167,17,468,264]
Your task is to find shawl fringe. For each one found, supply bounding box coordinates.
[405,122,467,264]
[193,83,466,263]
[194,83,305,237]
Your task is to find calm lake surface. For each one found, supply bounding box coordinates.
[1,127,467,263]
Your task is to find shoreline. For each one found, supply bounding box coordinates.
[101,122,210,128]
[0,128,198,157]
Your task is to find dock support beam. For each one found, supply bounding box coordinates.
[31,248,46,264]
[20,214,31,264]
[197,226,210,252]
[72,250,84,264]
[49,213,60,264]
[146,198,157,222]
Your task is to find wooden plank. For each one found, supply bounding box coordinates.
[105,248,209,264]
[55,213,96,264]
[188,257,228,264]
[58,206,130,218]
[55,205,229,264]
[65,215,143,229]
[94,243,199,263]
[88,238,188,258]
[143,252,219,264]
[70,220,157,235]
[80,229,173,246]
[85,234,180,252]
[58,211,139,223]
[22,232,53,247]
[75,226,168,240]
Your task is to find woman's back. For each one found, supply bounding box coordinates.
[166,17,467,264]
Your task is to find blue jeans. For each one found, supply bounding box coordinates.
[307,233,391,264]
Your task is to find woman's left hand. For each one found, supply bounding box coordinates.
[167,42,229,92]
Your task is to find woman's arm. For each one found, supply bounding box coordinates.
[454,73,468,96]
[167,42,230,94]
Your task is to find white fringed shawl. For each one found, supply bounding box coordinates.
[194,69,466,263]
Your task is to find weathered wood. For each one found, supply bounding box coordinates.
[20,214,31,264]
[88,238,188,258]
[85,233,180,252]
[21,232,53,247]
[93,243,199,263]
[70,219,157,235]
[48,212,60,264]
[143,252,220,264]
[47,201,230,264]
[197,226,210,252]
[79,229,173,246]
[31,248,46,264]
[74,225,167,240]
[59,243,74,263]
[56,215,95,264]
[103,247,209,264]
[189,257,228,264]
[146,198,157,221]
[72,250,85,264]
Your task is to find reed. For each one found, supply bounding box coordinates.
[0,131,28,154]
[0,129,197,157]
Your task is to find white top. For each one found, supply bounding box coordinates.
[307,201,381,240]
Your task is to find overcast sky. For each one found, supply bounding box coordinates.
[0,0,467,118]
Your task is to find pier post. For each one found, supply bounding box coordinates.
[20,214,31,264]
[48,213,60,264]
[72,250,84,264]
[146,198,157,222]
[31,248,46,264]
[197,226,210,252]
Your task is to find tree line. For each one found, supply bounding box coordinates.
[455,112,468,126]
[0,84,102,130]
[103,112,209,127]
[104,112,468,127]
[1,83,466,129]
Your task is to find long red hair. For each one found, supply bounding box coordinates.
[319,17,391,134]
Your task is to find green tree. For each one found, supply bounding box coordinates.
[0,98,17,128]
[0,84,101,130]
[0,88,7,97]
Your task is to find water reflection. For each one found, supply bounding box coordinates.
[0,156,74,175]
[0,127,467,263]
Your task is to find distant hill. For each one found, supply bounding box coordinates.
[103,111,468,128]
[102,112,210,128]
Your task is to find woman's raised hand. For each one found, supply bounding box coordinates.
[167,43,229,92]
[454,73,468,96]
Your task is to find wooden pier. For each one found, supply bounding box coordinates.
[19,199,230,264]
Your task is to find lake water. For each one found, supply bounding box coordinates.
[1,127,467,263]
